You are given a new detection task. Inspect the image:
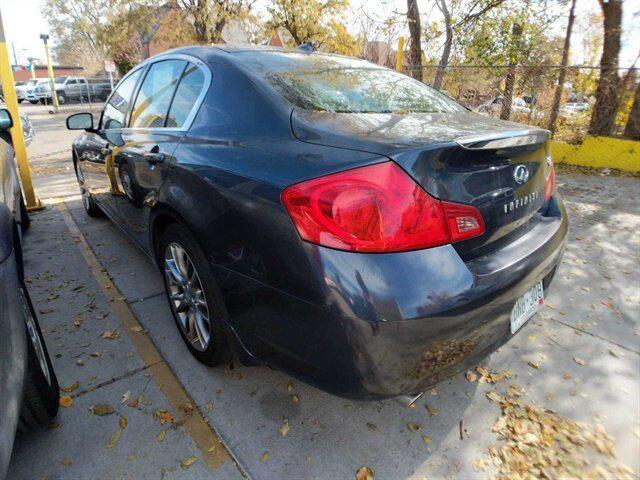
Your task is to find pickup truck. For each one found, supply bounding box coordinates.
[35,76,112,104]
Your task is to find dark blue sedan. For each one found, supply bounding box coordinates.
[66,46,567,399]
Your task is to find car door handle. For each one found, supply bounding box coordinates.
[143,151,165,164]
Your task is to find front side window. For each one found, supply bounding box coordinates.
[102,69,142,130]
[238,52,464,114]
[130,60,186,129]
[166,63,205,128]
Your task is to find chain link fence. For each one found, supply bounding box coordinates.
[407,65,638,144]
[38,76,117,114]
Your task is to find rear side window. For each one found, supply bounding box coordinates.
[102,69,142,130]
[166,63,205,128]
[130,60,186,128]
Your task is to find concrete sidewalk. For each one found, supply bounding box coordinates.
[6,113,640,479]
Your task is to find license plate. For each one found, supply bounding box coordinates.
[510,281,544,334]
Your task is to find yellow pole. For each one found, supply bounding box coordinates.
[0,8,42,210]
[40,34,59,112]
[395,37,405,72]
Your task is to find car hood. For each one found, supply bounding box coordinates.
[291,109,538,155]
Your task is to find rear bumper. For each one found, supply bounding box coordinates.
[224,195,568,399]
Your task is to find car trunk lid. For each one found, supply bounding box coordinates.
[291,109,553,259]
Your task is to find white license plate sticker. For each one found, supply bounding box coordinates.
[510,281,544,334]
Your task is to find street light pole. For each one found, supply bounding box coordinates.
[0,7,42,210]
[39,33,59,112]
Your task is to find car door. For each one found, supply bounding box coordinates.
[75,68,144,217]
[114,58,207,253]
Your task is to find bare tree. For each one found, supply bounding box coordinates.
[624,78,640,140]
[499,22,523,121]
[588,0,622,136]
[547,0,577,134]
[432,0,507,91]
[406,0,423,80]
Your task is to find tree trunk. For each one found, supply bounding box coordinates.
[588,0,622,136]
[192,0,213,44]
[624,79,640,140]
[406,0,422,81]
[499,23,523,121]
[547,0,577,134]
[433,0,452,90]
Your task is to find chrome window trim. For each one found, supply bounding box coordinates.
[124,53,212,133]
[100,65,146,131]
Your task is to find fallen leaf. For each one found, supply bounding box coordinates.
[204,401,213,412]
[573,357,587,366]
[422,434,431,445]
[60,381,79,393]
[291,394,300,403]
[107,428,121,449]
[154,409,173,424]
[59,396,73,408]
[156,430,166,443]
[261,451,269,462]
[473,458,486,472]
[407,422,421,432]
[119,417,127,429]
[278,418,290,436]
[89,352,101,358]
[466,370,478,382]
[101,329,120,340]
[127,454,136,461]
[366,422,378,431]
[426,404,439,416]
[89,404,114,416]
[130,326,144,333]
[527,361,540,369]
[180,456,198,470]
[356,466,374,480]
[61,458,72,466]
[121,390,131,404]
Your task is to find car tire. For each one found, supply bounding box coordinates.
[19,192,30,232]
[29,100,38,105]
[17,286,59,432]
[75,163,102,217]
[57,93,67,105]
[159,224,231,367]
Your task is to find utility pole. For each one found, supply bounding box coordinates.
[395,37,405,72]
[0,7,42,210]
[39,33,59,112]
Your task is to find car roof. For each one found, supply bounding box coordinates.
[149,44,354,67]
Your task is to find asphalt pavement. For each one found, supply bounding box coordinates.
[6,107,639,479]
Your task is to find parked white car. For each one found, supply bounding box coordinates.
[14,82,29,103]
[24,79,49,104]
[476,96,531,117]
[559,102,590,117]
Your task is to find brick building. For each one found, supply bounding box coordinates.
[12,65,84,83]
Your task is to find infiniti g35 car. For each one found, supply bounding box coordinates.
[66,46,567,399]
[0,108,59,479]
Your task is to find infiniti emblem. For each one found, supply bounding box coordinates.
[513,165,529,184]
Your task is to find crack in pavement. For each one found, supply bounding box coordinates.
[71,363,160,399]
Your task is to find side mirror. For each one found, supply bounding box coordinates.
[0,108,13,131]
[66,112,94,131]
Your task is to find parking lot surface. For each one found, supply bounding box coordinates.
[6,110,640,479]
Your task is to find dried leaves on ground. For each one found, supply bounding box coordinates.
[356,466,374,480]
[486,384,635,479]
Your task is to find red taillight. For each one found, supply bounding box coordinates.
[544,163,556,201]
[281,162,485,253]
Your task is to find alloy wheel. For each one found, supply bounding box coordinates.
[163,242,211,351]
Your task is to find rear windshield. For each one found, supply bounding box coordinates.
[237,52,464,114]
